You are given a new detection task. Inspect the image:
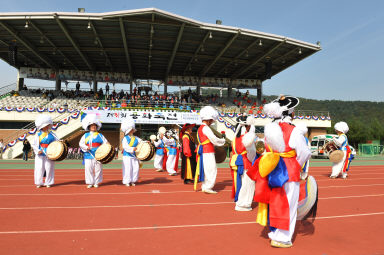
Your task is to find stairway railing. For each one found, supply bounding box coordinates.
[0,83,16,97]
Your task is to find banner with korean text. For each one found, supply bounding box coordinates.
[82,110,202,125]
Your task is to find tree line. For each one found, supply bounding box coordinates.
[296,98,384,147]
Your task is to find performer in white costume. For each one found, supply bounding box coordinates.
[153,127,166,172]
[230,115,258,211]
[248,95,311,248]
[330,121,353,179]
[32,114,57,188]
[79,114,108,188]
[121,118,142,186]
[163,130,179,176]
[295,123,310,180]
[194,106,226,194]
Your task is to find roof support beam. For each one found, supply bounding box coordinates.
[0,21,56,68]
[119,17,133,76]
[28,20,78,70]
[272,46,299,65]
[231,40,285,79]
[0,39,39,67]
[244,46,300,79]
[54,15,94,71]
[165,23,185,78]
[90,20,113,71]
[183,31,211,75]
[200,32,239,76]
[216,39,259,77]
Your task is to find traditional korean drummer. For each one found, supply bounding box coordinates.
[79,113,108,188]
[121,118,142,186]
[32,114,58,188]
[330,121,353,179]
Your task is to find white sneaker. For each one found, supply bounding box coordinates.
[203,189,217,194]
[87,185,93,188]
[131,183,136,186]
[45,185,51,188]
[156,169,164,172]
[125,183,130,187]
[235,206,252,212]
[36,185,41,188]
[93,184,99,188]
[169,173,177,176]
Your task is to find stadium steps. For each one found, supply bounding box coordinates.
[2,113,82,159]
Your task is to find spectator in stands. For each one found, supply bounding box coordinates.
[262,98,267,105]
[23,84,27,90]
[76,82,80,91]
[119,89,124,99]
[0,139,4,159]
[48,91,54,101]
[22,140,31,161]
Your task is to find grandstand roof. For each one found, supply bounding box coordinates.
[0,8,321,84]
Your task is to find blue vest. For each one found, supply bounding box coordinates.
[83,132,105,159]
[340,134,349,151]
[38,131,56,154]
[123,136,139,157]
[167,139,178,155]
[156,140,165,156]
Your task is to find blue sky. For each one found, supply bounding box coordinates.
[1,0,383,101]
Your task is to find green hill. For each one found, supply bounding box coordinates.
[268,96,384,147]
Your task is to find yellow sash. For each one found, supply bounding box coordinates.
[85,132,99,145]
[259,146,296,178]
[128,136,136,147]
[256,145,297,226]
[39,132,48,143]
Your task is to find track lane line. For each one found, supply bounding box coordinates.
[0,193,383,210]
[0,211,383,234]
[0,183,384,196]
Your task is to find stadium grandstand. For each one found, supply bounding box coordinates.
[0,8,329,159]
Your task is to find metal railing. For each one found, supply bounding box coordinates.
[0,83,16,98]
[76,99,205,111]
[296,110,330,117]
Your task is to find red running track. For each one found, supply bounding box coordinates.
[0,165,383,255]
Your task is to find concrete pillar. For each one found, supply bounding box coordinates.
[257,81,262,105]
[178,86,181,98]
[227,81,232,98]
[16,71,23,91]
[93,81,98,92]
[130,81,133,94]
[164,84,168,94]
[16,78,24,91]
[55,77,61,91]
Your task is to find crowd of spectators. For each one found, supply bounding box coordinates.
[232,90,267,114]
[13,83,256,111]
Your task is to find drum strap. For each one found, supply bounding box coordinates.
[194,131,211,191]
